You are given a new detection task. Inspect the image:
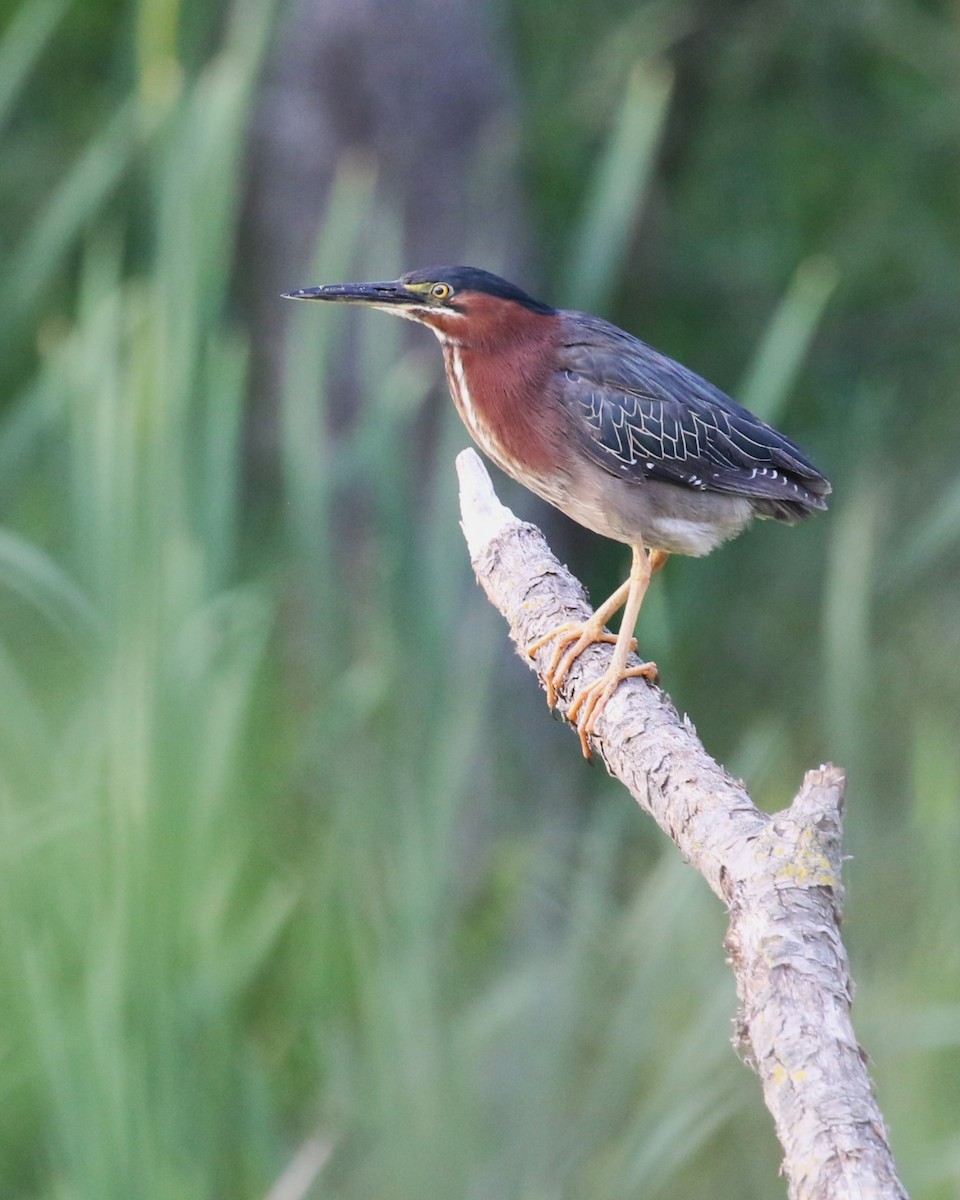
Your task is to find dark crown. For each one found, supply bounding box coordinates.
[400,266,555,314]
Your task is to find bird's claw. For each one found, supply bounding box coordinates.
[526,620,635,708]
[568,661,659,758]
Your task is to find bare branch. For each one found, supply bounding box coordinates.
[456,448,907,1200]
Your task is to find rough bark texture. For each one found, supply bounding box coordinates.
[456,447,908,1200]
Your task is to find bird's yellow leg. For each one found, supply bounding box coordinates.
[568,544,659,757]
[526,577,633,707]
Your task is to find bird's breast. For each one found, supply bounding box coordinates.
[442,342,564,495]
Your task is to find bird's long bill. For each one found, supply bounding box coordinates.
[281,279,414,307]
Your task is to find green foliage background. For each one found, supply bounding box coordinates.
[1,0,959,1196]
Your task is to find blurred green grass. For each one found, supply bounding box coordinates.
[0,0,959,1197]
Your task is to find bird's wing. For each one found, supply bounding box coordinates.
[555,316,830,514]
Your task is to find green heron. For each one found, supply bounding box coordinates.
[284,267,830,756]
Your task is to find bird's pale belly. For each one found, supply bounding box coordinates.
[526,462,755,557]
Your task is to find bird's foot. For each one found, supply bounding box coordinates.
[568,660,659,759]
[526,619,636,708]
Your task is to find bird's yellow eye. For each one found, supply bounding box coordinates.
[430,282,452,301]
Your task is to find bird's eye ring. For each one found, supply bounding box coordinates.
[430,282,452,301]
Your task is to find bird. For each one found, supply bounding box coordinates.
[283,266,831,757]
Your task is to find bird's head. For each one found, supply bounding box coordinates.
[283,266,554,343]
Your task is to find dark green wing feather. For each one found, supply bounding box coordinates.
[555,315,831,520]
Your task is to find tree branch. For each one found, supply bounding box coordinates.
[456,448,907,1200]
